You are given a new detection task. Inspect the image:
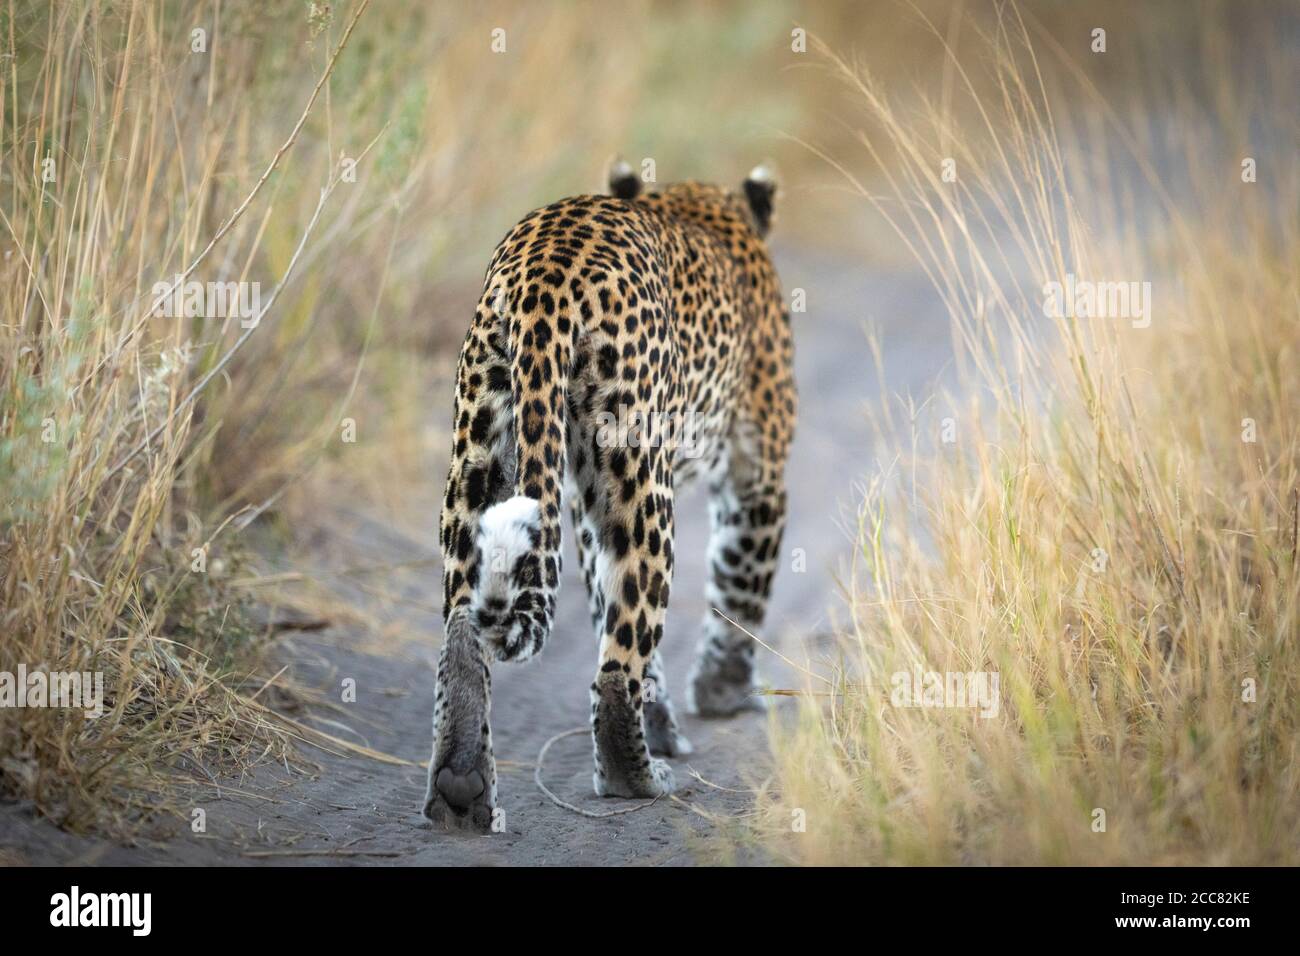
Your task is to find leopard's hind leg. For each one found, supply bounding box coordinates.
[688,421,790,717]
[571,420,678,798]
[568,448,690,760]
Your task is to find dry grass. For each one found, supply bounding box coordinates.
[0,0,402,833]
[758,6,1299,865]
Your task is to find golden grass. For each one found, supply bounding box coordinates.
[0,0,387,832]
[758,7,1299,865]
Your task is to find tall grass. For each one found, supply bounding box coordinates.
[760,8,1299,864]
[0,0,382,831]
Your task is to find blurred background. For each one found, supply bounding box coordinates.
[9,0,1289,516]
[92,0,1291,514]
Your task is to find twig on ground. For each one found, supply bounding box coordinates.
[534,727,667,819]
[686,767,760,795]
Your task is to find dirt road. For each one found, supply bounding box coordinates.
[0,247,950,866]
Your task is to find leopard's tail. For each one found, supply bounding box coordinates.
[467,284,577,663]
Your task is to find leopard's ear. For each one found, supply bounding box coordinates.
[608,158,641,200]
[742,164,777,237]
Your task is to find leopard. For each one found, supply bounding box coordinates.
[422,160,796,831]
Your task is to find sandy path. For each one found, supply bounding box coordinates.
[0,248,951,866]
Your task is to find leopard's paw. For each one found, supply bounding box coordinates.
[687,655,765,717]
[644,698,694,757]
[591,672,677,798]
[423,764,495,833]
[594,755,676,799]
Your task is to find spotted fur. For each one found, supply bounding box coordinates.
[424,164,796,829]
